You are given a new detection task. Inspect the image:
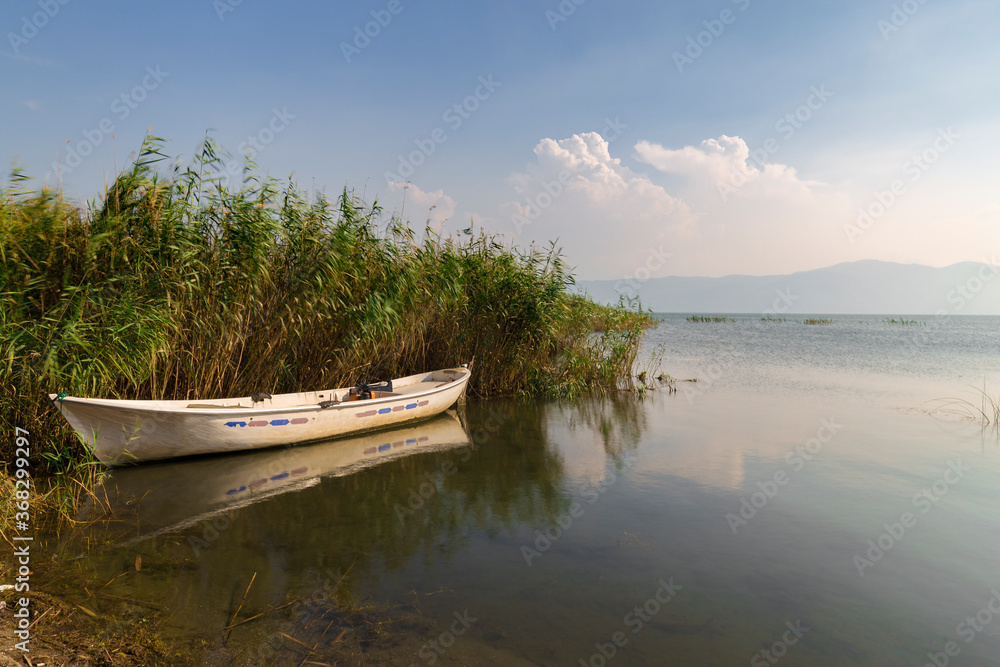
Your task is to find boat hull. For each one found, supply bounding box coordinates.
[51,367,471,465]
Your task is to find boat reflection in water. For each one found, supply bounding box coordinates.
[95,411,472,541]
[64,402,572,664]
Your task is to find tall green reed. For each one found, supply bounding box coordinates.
[1,136,653,481]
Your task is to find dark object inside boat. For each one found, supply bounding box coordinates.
[352,380,393,401]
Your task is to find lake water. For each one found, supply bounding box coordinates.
[46,315,1000,665]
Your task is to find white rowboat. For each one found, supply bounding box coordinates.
[50,366,472,465]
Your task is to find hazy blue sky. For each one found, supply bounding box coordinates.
[3,0,998,278]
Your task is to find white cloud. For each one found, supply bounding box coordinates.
[501,132,858,279]
[634,135,820,202]
[631,135,855,276]
[635,135,750,183]
[503,132,692,278]
[511,132,687,222]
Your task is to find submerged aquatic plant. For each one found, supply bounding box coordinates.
[929,383,1000,427]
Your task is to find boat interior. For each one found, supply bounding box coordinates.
[180,368,468,411]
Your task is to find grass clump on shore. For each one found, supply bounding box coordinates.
[687,315,731,323]
[803,318,833,325]
[0,136,654,520]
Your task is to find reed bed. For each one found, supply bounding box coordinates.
[686,315,731,323]
[0,137,653,516]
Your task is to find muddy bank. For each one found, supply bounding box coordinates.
[0,587,177,666]
[0,577,534,666]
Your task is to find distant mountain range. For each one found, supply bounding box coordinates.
[575,260,1000,315]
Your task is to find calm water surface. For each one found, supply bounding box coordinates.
[47,315,1000,665]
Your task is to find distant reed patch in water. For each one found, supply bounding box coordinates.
[686,315,732,323]
[882,318,924,326]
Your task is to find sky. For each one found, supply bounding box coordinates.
[2,0,998,280]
